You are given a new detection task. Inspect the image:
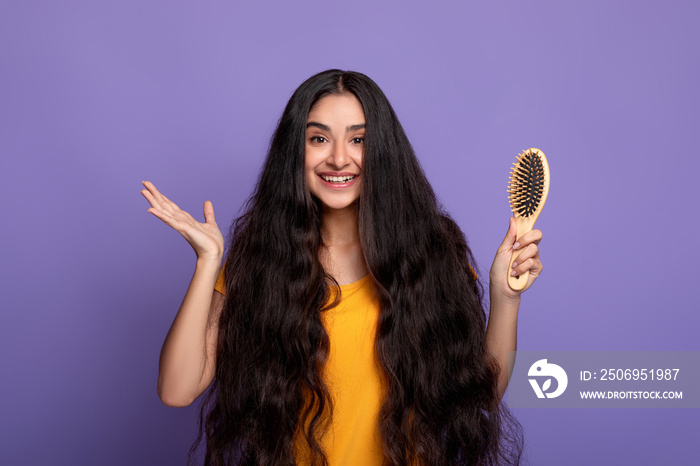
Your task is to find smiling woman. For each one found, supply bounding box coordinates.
[141,69,542,466]
[304,94,365,212]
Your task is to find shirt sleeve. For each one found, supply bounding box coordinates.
[468,263,478,281]
[214,265,227,296]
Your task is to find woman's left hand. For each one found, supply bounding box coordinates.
[489,217,543,301]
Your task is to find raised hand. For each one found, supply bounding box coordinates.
[140,181,225,262]
[489,217,543,301]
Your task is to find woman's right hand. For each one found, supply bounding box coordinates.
[140,181,225,262]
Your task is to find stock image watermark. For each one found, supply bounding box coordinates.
[506,351,700,408]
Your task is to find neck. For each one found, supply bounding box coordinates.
[320,202,360,247]
[319,202,368,285]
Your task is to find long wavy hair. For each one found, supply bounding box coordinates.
[189,69,523,465]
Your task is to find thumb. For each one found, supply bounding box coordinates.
[203,200,216,224]
[498,217,517,252]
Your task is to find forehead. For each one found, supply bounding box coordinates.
[307,93,365,125]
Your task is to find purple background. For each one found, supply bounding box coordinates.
[1,1,698,464]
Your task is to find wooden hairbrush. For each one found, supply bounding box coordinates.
[507,148,550,291]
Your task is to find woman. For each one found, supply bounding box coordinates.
[141,69,543,465]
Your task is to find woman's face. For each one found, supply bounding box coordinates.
[305,93,365,211]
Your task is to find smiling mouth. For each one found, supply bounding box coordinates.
[319,174,357,183]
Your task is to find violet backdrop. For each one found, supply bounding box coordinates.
[1,1,698,465]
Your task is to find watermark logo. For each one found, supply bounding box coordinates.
[508,351,699,408]
[528,359,568,398]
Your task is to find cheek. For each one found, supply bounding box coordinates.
[304,154,320,186]
[355,145,365,168]
[304,145,324,169]
[304,165,317,187]
[355,153,364,170]
[304,149,315,174]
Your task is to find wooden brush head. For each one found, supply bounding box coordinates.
[508,148,550,224]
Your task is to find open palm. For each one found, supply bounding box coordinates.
[140,181,224,261]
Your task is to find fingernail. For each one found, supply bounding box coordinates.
[512,261,517,269]
[513,242,520,250]
[510,270,517,276]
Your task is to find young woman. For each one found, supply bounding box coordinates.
[141,69,543,466]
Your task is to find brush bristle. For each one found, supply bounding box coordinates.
[508,149,545,217]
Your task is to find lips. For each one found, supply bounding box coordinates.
[320,174,356,183]
[317,172,359,188]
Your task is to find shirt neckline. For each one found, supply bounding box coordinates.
[336,274,371,291]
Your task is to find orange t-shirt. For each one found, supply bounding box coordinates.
[214,270,386,465]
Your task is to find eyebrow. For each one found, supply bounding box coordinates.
[306,122,366,133]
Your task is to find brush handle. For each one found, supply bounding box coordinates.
[508,217,533,291]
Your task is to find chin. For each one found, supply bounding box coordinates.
[315,195,360,212]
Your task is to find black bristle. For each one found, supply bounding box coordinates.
[509,151,545,217]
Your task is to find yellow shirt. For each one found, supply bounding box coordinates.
[215,270,385,465]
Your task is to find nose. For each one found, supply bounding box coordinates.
[327,141,349,168]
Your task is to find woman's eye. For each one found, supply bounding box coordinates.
[310,136,327,143]
[352,137,364,144]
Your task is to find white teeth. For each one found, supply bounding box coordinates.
[321,175,355,183]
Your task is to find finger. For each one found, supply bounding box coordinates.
[142,180,160,196]
[203,200,216,224]
[142,180,162,199]
[147,207,174,224]
[160,192,181,211]
[141,181,167,209]
[523,258,543,277]
[142,181,172,208]
[511,243,539,266]
[511,257,541,277]
[514,229,543,249]
[141,188,165,211]
[142,183,179,214]
[498,217,518,253]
